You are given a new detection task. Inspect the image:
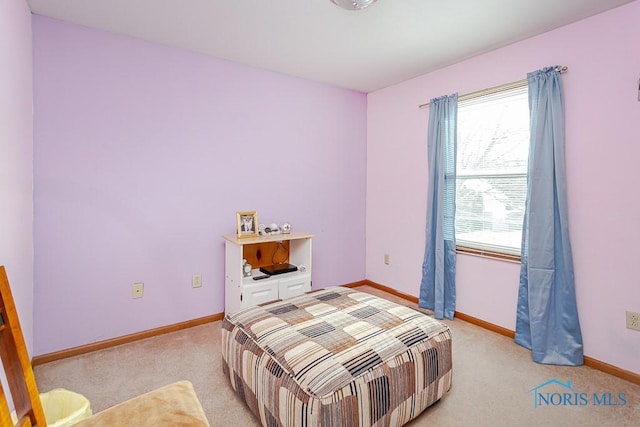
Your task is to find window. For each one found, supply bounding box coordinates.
[455,85,529,258]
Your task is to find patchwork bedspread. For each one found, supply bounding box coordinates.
[221,287,452,427]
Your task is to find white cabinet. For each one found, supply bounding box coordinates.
[223,231,313,313]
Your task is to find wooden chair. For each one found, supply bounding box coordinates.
[0,266,210,426]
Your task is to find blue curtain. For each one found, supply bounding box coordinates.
[515,67,583,366]
[419,94,458,320]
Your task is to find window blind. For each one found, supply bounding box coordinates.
[455,86,529,255]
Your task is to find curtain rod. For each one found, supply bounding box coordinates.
[418,65,568,109]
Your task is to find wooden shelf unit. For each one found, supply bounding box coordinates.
[223,231,313,313]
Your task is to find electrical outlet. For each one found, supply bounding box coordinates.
[192,274,202,288]
[626,311,640,331]
[384,254,390,265]
[132,282,144,299]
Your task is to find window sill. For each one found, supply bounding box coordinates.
[456,245,521,263]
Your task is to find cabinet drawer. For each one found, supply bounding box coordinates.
[242,282,278,308]
[278,274,311,300]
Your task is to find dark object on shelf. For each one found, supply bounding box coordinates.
[259,263,298,276]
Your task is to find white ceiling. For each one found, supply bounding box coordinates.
[26,0,634,93]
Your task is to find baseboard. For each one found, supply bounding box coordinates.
[452,311,516,339]
[32,313,224,366]
[32,281,378,365]
[583,356,640,385]
[341,279,372,289]
[353,279,640,386]
[355,279,419,304]
[33,280,640,386]
[454,313,640,386]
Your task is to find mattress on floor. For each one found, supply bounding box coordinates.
[221,287,452,427]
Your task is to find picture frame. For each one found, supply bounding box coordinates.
[236,211,259,239]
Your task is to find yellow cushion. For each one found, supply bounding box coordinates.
[73,381,209,427]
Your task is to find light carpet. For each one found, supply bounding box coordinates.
[34,286,639,426]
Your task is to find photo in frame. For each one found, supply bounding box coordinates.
[236,211,258,238]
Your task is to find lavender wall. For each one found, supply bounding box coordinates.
[33,16,366,355]
[0,0,34,351]
[367,1,640,374]
[0,0,33,406]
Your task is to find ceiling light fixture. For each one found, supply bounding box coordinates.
[331,0,378,11]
